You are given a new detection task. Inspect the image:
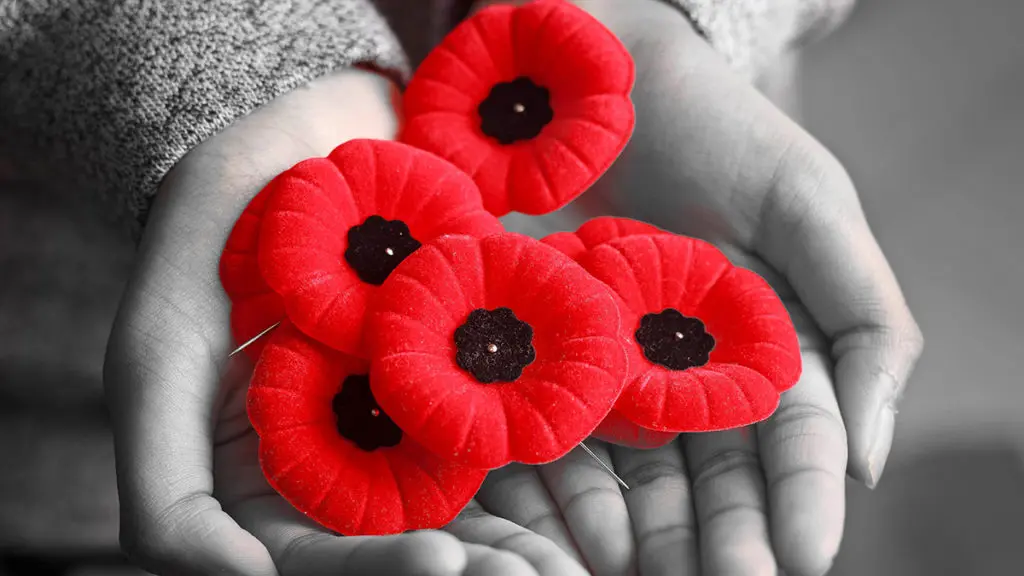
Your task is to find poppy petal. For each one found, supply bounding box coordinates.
[401,0,635,217]
[592,408,678,450]
[580,234,801,433]
[249,322,486,535]
[219,187,286,358]
[367,233,628,469]
[541,216,668,260]
[258,139,503,356]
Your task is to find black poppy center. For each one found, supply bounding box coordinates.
[454,307,536,383]
[332,374,403,452]
[478,76,554,145]
[344,215,421,285]
[635,309,716,371]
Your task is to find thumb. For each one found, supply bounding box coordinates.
[756,140,924,488]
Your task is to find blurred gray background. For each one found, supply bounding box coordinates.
[1,0,1022,574]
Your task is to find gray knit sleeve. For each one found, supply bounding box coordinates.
[659,0,857,78]
[0,0,408,228]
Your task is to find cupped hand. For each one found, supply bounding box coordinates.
[103,68,584,576]
[481,0,924,574]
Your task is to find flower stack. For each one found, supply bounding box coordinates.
[219,0,801,536]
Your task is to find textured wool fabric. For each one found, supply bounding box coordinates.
[258,139,503,357]
[248,321,487,536]
[579,234,802,434]
[399,0,635,217]
[365,233,628,469]
[219,187,286,360]
[0,0,406,235]
[541,216,669,261]
[662,0,856,79]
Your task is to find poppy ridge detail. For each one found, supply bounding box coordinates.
[579,233,802,437]
[257,139,504,355]
[366,232,629,469]
[248,322,487,536]
[400,0,636,216]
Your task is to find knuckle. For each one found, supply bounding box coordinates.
[561,486,623,517]
[638,523,697,554]
[765,401,848,447]
[278,532,330,570]
[689,449,760,492]
[619,460,688,490]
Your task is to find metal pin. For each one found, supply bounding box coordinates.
[229,321,281,357]
[370,408,381,417]
[674,331,684,340]
[487,343,498,353]
[579,442,630,490]
[513,103,525,113]
[385,247,395,256]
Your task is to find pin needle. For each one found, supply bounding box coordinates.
[228,321,281,357]
[579,441,630,490]
[229,321,631,489]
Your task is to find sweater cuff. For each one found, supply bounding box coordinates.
[0,0,408,232]
[658,0,856,78]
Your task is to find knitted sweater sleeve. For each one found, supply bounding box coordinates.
[660,0,858,78]
[0,0,407,228]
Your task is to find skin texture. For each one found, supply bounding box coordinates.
[104,1,924,574]
[470,1,923,575]
[103,68,587,576]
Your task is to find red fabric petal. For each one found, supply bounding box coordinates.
[542,216,668,261]
[366,233,628,469]
[591,408,678,450]
[400,0,635,217]
[579,234,802,432]
[258,139,503,356]
[248,322,486,536]
[219,187,286,358]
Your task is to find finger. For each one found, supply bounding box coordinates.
[477,464,584,563]
[758,349,847,576]
[609,440,699,576]
[447,501,589,576]
[463,543,539,576]
[105,297,275,576]
[229,494,467,576]
[683,428,775,576]
[537,442,635,576]
[755,131,924,487]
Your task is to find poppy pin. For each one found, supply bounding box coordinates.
[400,0,636,217]
[256,139,504,356]
[248,321,488,536]
[365,233,629,469]
[577,234,802,438]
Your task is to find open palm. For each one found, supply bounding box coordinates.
[483,1,923,575]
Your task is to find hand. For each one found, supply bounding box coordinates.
[472,0,923,573]
[558,1,921,574]
[103,68,583,576]
[214,353,589,576]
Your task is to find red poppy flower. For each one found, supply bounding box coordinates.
[248,321,487,536]
[219,187,286,359]
[364,233,629,469]
[258,139,504,356]
[578,234,802,433]
[400,0,635,217]
[541,216,669,261]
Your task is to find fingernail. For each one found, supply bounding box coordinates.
[865,404,896,489]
